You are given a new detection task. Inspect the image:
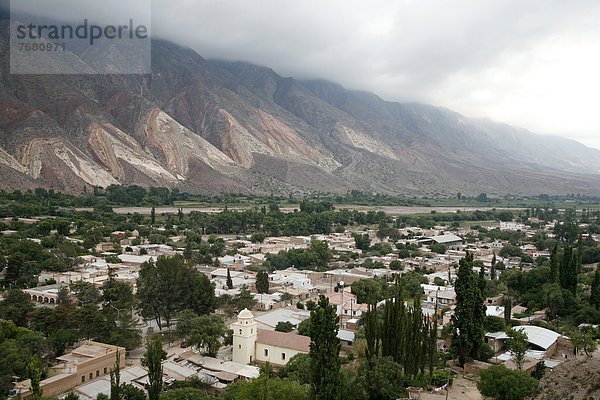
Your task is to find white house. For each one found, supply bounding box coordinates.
[232,309,310,367]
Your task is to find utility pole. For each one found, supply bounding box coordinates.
[339,280,344,329]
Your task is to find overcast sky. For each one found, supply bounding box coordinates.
[8,0,600,149]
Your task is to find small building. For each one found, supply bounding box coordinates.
[485,325,568,359]
[418,234,464,247]
[23,284,66,305]
[232,309,310,367]
[15,341,125,398]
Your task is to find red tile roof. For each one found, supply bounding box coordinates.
[256,329,311,353]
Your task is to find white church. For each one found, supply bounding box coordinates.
[232,308,310,367]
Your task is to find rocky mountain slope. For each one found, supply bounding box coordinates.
[1,20,600,195]
[534,353,600,400]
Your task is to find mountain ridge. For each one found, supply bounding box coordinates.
[1,23,599,196]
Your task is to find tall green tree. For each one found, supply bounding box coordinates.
[308,239,332,270]
[26,358,42,398]
[353,234,371,251]
[549,243,559,283]
[308,296,341,400]
[559,246,578,295]
[364,303,380,360]
[374,292,436,379]
[503,297,512,325]
[453,252,485,366]
[570,327,598,358]
[505,328,528,371]
[187,273,217,316]
[137,255,215,330]
[232,286,257,311]
[70,281,102,305]
[0,320,50,397]
[181,314,226,357]
[101,269,140,350]
[0,289,34,327]
[255,271,269,294]
[591,267,600,309]
[143,337,166,400]
[226,268,234,290]
[490,253,497,281]
[110,351,121,400]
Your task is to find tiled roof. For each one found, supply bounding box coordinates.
[256,329,310,352]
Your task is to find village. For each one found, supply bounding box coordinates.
[3,203,598,400]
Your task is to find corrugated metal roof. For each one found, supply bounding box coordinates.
[514,325,561,350]
[429,234,463,244]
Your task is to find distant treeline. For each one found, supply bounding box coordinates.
[0,186,182,217]
[4,185,599,219]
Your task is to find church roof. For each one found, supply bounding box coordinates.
[238,308,254,318]
[256,329,310,353]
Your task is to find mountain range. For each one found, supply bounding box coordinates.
[1,20,600,196]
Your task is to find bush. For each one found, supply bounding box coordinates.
[105,254,121,263]
[483,316,506,333]
[296,302,305,310]
[430,243,447,254]
[477,365,538,400]
[430,369,453,387]
[275,321,294,333]
[389,260,404,270]
[476,343,495,362]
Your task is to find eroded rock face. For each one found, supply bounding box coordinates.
[87,122,179,184]
[1,24,600,195]
[217,109,268,168]
[143,108,238,179]
[256,109,341,172]
[18,137,119,187]
[333,124,398,160]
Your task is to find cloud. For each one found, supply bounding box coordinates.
[8,0,600,148]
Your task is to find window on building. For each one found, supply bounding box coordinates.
[264,349,269,356]
[96,370,99,377]
[281,353,286,360]
[238,344,241,349]
[251,328,253,333]
[104,367,108,374]
[239,329,242,334]
[81,376,85,383]
[89,373,93,380]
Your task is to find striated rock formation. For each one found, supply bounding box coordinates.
[1,20,600,195]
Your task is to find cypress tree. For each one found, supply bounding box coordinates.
[479,263,486,294]
[110,351,121,400]
[143,336,166,400]
[490,253,497,281]
[591,267,600,309]
[309,296,341,400]
[560,246,578,295]
[549,243,559,283]
[255,270,269,294]
[364,301,380,360]
[150,206,156,225]
[27,358,42,398]
[375,291,436,379]
[503,296,512,325]
[453,252,485,366]
[183,242,193,261]
[226,268,233,290]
